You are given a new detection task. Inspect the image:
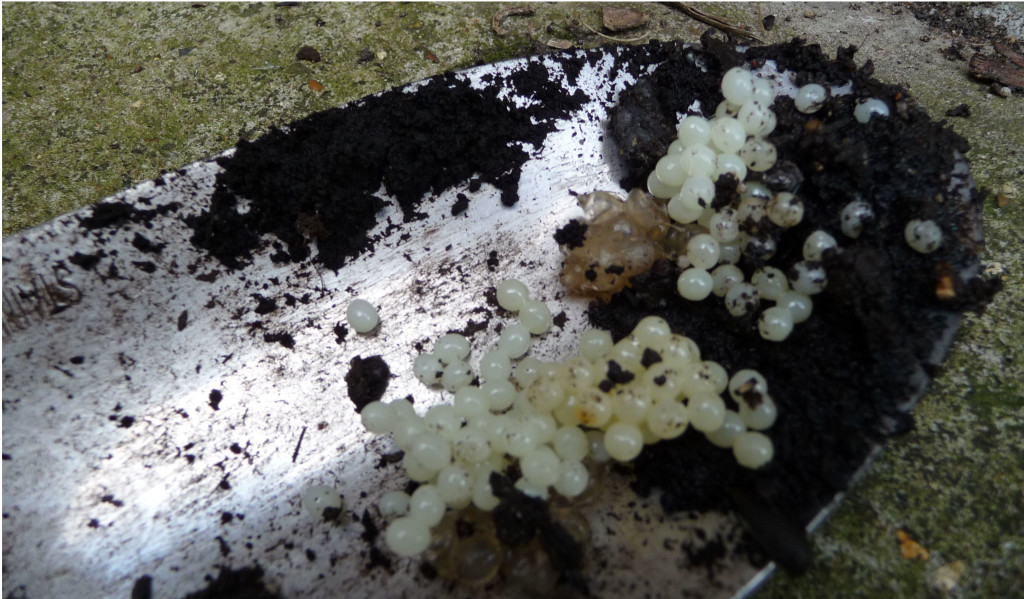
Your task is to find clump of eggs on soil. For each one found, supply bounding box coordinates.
[347,61,949,576]
[359,278,776,565]
[563,65,942,344]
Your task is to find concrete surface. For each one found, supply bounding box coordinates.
[2,3,1021,597]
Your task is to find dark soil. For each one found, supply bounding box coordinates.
[345,355,391,412]
[187,56,591,271]
[181,565,280,599]
[592,36,999,559]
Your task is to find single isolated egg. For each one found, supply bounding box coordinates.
[347,298,379,333]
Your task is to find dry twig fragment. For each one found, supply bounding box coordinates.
[664,2,765,44]
[969,52,1024,88]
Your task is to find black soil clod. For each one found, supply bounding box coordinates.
[345,355,391,412]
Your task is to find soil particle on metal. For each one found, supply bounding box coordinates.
[553,219,588,249]
[262,332,295,350]
[181,565,281,599]
[208,389,223,411]
[187,55,591,271]
[345,355,391,413]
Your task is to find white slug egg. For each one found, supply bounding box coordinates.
[436,464,473,508]
[497,323,532,358]
[409,432,453,471]
[716,100,742,119]
[794,83,827,113]
[789,261,828,296]
[552,425,590,462]
[840,200,874,239]
[667,192,705,224]
[360,400,398,434]
[678,144,718,178]
[750,77,776,106]
[854,98,891,123]
[687,233,721,270]
[471,470,501,511]
[733,431,774,469]
[645,399,690,440]
[714,153,748,181]
[803,230,838,261]
[736,196,768,224]
[678,175,717,211]
[741,234,778,261]
[662,334,701,366]
[905,219,943,253]
[710,117,748,154]
[739,138,778,172]
[738,394,778,430]
[725,282,760,317]
[677,114,712,147]
[408,484,446,526]
[738,100,775,137]
[721,66,755,104]
[496,278,530,311]
[647,169,682,200]
[413,352,446,384]
[483,379,517,412]
[441,360,474,392]
[454,386,490,418]
[346,298,379,333]
[434,333,471,364]
[633,315,673,350]
[554,460,590,498]
[521,446,561,488]
[688,393,727,432]
[718,240,742,265]
[579,329,614,362]
[767,192,804,228]
[758,306,795,341]
[378,490,411,519]
[777,291,813,324]
[705,410,747,448]
[385,517,432,557]
[478,350,512,382]
[709,208,741,243]
[603,422,644,461]
[425,404,463,438]
[711,264,744,297]
[451,427,492,464]
[728,369,769,403]
[302,485,344,520]
[519,299,553,335]
[677,268,714,301]
[655,154,688,187]
[751,266,790,301]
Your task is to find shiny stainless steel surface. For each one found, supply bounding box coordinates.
[2,48,972,599]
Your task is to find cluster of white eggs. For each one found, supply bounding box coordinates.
[357,279,776,558]
[644,67,833,342]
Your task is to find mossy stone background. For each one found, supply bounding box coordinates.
[3,3,1021,597]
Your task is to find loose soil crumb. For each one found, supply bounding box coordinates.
[181,565,280,599]
[345,355,391,412]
